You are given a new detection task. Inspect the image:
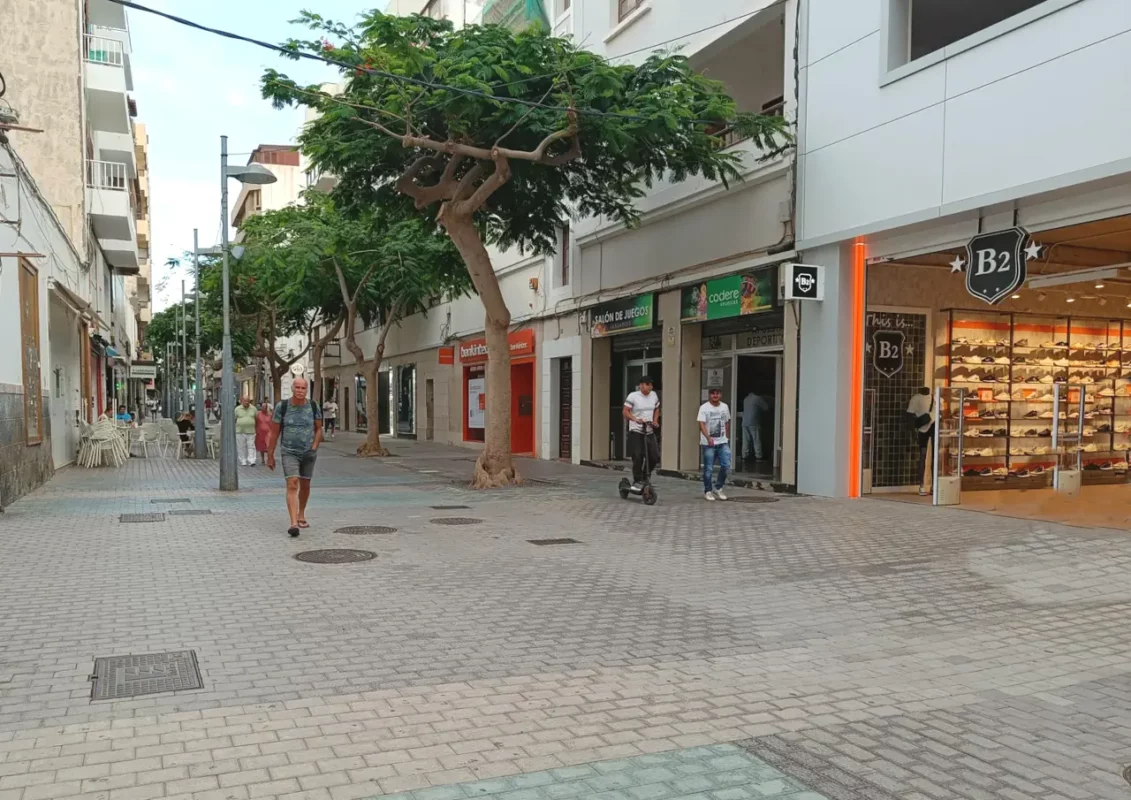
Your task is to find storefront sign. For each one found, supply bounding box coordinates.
[130,364,157,380]
[438,346,455,365]
[467,377,486,429]
[739,328,783,350]
[681,272,774,322]
[781,263,824,301]
[589,294,654,337]
[459,329,536,363]
[954,227,1039,305]
[871,330,905,378]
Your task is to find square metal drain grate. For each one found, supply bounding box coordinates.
[120,513,166,523]
[169,509,212,516]
[91,650,203,701]
[151,498,190,504]
[431,505,470,510]
[529,538,582,546]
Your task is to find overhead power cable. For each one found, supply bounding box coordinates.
[105,0,769,128]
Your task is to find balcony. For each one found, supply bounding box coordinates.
[84,35,132,137]
[136,217,150,258]
[86,160,139,273]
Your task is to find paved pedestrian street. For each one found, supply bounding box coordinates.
[2,433,1131,800]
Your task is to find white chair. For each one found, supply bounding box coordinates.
[134,425,162,458]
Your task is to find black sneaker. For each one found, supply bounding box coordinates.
[288,526,300,538]
[1024,410,1040,418]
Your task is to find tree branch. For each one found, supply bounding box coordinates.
[451,162,486,205]
[457,155,512,214]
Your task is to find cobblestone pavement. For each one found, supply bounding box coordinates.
[2,432,1131,800]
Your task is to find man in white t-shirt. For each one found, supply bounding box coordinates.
[622,376,661,488]
[697,387,732,501]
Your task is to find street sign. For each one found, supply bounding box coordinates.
[780,263,824,301]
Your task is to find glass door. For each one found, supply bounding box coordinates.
[397,364,416,436]
[623,358,662,459]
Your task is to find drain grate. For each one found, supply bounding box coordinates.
[430,505,470,510]
[151,498,190,504]
[294,549,376,564]
[120,513,165,523]
[528,538,581,546]
[431,517,482,525]
[727,496,779,504]
[168,509,212,516]
[335,526,397,535]
[91,651,203,701]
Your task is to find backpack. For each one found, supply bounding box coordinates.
[276,398,320,438]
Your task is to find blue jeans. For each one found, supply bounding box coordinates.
[702,443,732,493]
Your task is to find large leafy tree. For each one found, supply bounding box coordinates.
[264,11,790,486]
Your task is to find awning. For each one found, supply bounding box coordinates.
[105,346,119,358]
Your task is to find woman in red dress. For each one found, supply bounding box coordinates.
[255,401,273,464]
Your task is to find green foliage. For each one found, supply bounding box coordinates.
[145,286,255,367]
[262,11,792,255]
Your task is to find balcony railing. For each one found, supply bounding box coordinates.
[84,34,125,67]
[87,160,128,191]
[711,99,786,150]
[89,23,131,48]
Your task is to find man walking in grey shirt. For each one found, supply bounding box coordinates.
[266,378,323,537]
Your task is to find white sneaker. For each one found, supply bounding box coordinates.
[714,489,728,501]
[704,492,716,501]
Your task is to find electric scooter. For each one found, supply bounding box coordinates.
[618,424,659,505]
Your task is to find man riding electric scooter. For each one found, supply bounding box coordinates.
[620,376,661,503]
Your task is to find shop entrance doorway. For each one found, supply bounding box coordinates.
[512,362,535,454]
[615,358,662,461]
[736,355,781,473]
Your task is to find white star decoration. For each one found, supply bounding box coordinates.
[950,255,966,273]
[1024,241,1042,261]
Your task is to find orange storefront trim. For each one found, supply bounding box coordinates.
[848,240,866,498]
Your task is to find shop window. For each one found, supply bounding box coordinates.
[559,222,570,288]
[465,365,486,442]
[884,0,1056,73]
[19,258,43,444]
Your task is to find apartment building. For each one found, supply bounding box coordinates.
[793,0,1131,522]
[320,0,798,486]
[0,0,149,503]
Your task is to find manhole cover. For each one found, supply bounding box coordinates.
[430,517,483,525]
[294,549,376,564]
[120,513,165,523]
[1123,764,1131,786]
[151,498,190,504]
[529,538,581,546]
[91,651,203,701]
[727,497,779,504]
[334,526,397,535]
[431,505,470,510]
[169,509,212,516]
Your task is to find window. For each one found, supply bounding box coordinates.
[885,0,1051,72]
[561,0,571,12]
[18,258,43,445]
[560,222,570,287]
[618,0,644,22]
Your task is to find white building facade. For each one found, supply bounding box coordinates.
[794,0,1131,506]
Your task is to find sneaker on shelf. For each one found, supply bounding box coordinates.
[1100,387,1116,397]
[1032,465,1046,475]
[1115,461,1129,472]
[1083,427,1097,436]
[1039,356,1056,366]
[1038,392,1055,402]
[1082,376,1096,385]
[1039,375,1055,384]
[979,467,994,477]
[1039,428,1052,437]
[1024,410,1041,418]
[983,376,997,383]
[1084,443,1099,452]
[953,337,969,345]
[981,356,996,364]
[979,447,995,457]
[963,355,982,365]
[1101,461,1114,471]
[1055,358,1070,367]
[964,468,982,477]
[992,467,1009,477]
[994,391,1011,401]
[1014,338,1029,347]
[1056,340,1069,347]
[1015,468,1031,478]
[993,356,1010,365]
[1084,462,1101,471]
[1026,376,1042,383]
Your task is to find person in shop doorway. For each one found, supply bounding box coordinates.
[323,396,339,440]
[234,395,258,466]
[267,377,323,538]
[698,387,732,501]
[622,376,661,490]
[255,401,273,465]
[906,387,935,496]
[741,391,769,464]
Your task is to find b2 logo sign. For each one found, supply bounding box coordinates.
[872,330,905,379]
[962,228,1029,305]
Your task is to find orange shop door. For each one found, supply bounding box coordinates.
[511,361,535,455]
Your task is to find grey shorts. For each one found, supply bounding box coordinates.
[281,450,318,480]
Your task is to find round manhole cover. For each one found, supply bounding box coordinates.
[334,526,397,535]
[430,517,483,526]
[727,497,779,504]
[294,549,376,564]
[1123,764,1131,785]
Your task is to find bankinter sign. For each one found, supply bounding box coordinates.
[458,329,535,364]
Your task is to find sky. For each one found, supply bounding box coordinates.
[130,0,373,312]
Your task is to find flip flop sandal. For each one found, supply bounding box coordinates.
[297,520,310,529]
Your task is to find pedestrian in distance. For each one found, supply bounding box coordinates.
[323,396,339,440]
[234,395,258,466]
[622,376,661,490]
[266,377,323,538]
[255,401,272,465]
[698,387,732,501]
[741,390,769,463]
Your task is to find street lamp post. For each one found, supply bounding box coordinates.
[181,280,189,420]
[218,135,276,491]
[193,229,206,459]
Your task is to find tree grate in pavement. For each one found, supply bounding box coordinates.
[335,526,397,535]
[528,538,582,546]
[90,651,203,701]
[727,496,779,503]
[294,549,376,564]
[430,517,483,525]
[150,498,190,503]
[431,505,470,510]
[119,513,166,523]
[168,509,212,516]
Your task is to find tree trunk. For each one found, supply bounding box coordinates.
[312,342,325,405]
[442,214,519,488]
[357,358,388,456]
